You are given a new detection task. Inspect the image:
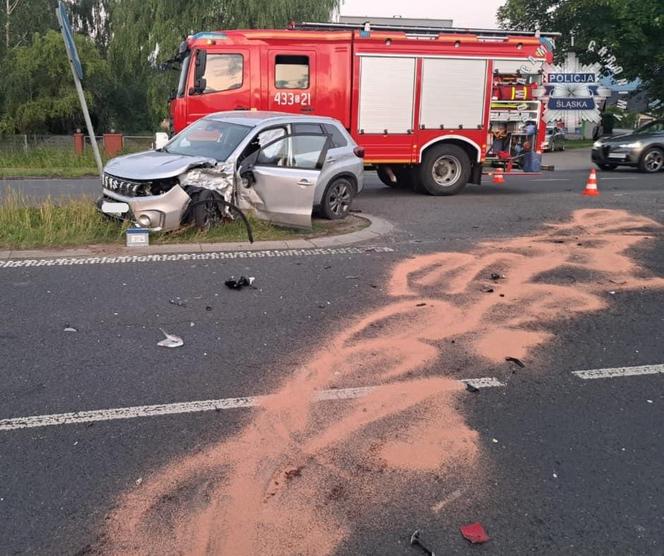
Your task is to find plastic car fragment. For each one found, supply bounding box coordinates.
[459,522,490,544]
[157,328,184,348]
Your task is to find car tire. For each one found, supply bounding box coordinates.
[419,144,470,196]
[376,166,405,188]
[639,147,664,173]
[597,163,618,171]
[192,190,223,230]
[321,177,356,220]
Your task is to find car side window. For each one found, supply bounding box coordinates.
[256,135,328,169]
[292,123,324,135]
[322,123,348,148]
[241,126,287,162]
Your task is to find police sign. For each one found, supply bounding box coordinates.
[536,52,611,128]
[547,73,596,84]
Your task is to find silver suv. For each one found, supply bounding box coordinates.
[100,112,364,231]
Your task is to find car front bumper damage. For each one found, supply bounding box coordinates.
[99,165,236,232]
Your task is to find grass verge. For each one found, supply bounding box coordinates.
[564,139,594,150]
[0,167,99,178]
[0,192,368,250]
[0,147,113,178]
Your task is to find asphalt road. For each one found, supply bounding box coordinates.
[0,147,604,201]
[1,158,664,555]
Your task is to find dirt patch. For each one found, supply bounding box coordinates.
[102,209,664,555]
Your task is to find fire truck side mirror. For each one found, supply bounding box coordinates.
[190,78,207,95]
[189,49,208,94]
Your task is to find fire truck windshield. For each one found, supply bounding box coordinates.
[163,119,252,161]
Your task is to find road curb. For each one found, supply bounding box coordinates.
[0,213,394,261]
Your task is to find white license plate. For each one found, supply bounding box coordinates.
[608,153,625,159]
[101,201,129,215]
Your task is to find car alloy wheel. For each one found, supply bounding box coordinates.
[323,178,354,219]
[642,148,664,173]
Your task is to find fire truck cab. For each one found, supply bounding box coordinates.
[169,22,557,195]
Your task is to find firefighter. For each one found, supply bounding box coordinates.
[490,124,508,155]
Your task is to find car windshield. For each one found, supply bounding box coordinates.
[633,121,664,134]
[163,119,252,161]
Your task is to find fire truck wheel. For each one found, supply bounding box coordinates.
[321,177,356,220]
[420,144,471,196]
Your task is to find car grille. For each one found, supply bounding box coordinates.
[103,173,151,197]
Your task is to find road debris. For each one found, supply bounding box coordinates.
[505,356,525,368]
[483,287,495,293]
[169,298,187,307]
[224,276,255,290]
[459,522,490,544]
[431,489,464,513]
[410,530,435,556]
[490,272,503,281]
[416,303,427,307]
[63,325,78,333]
[465,383,480,393]
[157,328,184,348]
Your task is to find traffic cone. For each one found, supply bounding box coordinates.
[583,168,600,196]
[492,167,505,184]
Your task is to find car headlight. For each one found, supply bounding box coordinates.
[593,140,603,148]
[618,142,641,149]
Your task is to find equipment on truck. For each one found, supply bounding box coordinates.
[167,21,558,195]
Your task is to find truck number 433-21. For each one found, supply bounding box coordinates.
[273,92,311,106]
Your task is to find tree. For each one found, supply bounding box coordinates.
[0,30,111,133]
[1,0,56,56]
[497,0,664,107]
[106,0,341,132]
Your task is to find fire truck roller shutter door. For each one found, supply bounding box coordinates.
[358,57,416,134]
[420,58,487,130]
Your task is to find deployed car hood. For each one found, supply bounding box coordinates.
[103,150,218,180]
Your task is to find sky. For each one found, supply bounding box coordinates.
[339,0,507,29]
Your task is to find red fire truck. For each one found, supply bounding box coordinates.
[168,22,558,195]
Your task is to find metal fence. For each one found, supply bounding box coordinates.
[0,134,155,154]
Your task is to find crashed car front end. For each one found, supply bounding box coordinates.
[99,161,236,232]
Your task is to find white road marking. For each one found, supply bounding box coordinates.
[573,364,664,380]
[7,363,664,432]
[601,177,638,181]
[0,246,395,270]
[0,377,505,432]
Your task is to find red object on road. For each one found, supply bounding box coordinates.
[583,168,600,196]
[460,522,491,544]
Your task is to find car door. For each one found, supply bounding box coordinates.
[240,133,330,228]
